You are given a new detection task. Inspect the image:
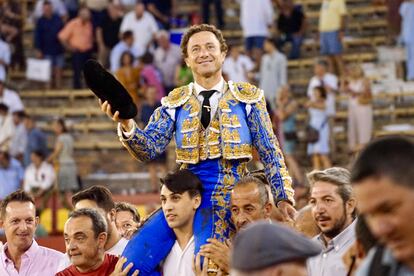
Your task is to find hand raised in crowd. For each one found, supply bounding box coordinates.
[193,254,224,276]
[99,99,134,132]
[110,257,139,276]
[277,201,297,223]
[199,238,231,273]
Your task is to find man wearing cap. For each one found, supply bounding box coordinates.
[99,23,295,275]
[230,221,321,276]
[307,167,357,276]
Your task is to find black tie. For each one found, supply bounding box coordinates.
[200,90,216,129]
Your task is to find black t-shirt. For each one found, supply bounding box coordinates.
[277,5,305,35]
[100,12,122,48]
[144,0,172,16]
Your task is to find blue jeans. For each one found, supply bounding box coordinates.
[245,36,266,52]
[320,31,343,55]
[277,33,303,59]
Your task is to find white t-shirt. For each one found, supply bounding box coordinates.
[154,44,182,87]
[307,73,338,116]
[24,161,56,192]
[0,88,25,113]
[239,0,274,37]
[223,55,254,83]
[106,237,129,256]
[120,11,159,51]
[163,236,195,276]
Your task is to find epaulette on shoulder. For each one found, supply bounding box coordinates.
[229,81,263,104]
[161,84,192,108]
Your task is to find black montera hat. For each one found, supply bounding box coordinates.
[83,59,137,119]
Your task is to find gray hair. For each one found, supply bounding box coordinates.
[69,208,107,238]
[307,167,356,217]
[233,176,269,206]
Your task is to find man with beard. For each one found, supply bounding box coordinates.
[307,167,357,276]
[351,137,414,275]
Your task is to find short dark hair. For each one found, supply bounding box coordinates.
[32,150,45,160]
[55,118,68,133]
[115,202,140,223]
[180,24,228,58]
[265,37,278,48]
[12,111,26,118]
[233,176,270,206]
[313,86,327,99]
[140,52,153,64]
[122,30,133,40]
[69,208,107,238]
[351,136,414,188]
[160,169,202,198]
[0,190,35,219]
[0,103,9,112]
[72,185,115,213]
[356,215,377,253]
[315,59,329,69]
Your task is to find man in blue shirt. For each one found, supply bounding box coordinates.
[23,115,48,167]
[0,151,24,200]
[34,0,65,88]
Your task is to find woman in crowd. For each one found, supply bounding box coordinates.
[340,63,373,155]
[306,86,331,170]
[275,85,303,185]
[115,51,141,107]
[47,118,78,209]
[174,58,193,87]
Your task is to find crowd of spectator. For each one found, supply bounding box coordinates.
[0,136,412,276]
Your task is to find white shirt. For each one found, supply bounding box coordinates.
[9,123,27,157]
[0,114,15,151]
[154,44,182,87]
[24,161,56,192]
[120,11,159,51]
[223,54,254,83]
[307,73,338,116]
[239,0,274,37]
[110,41,144,73]
[106,237,129,256]
[0,88,25,113]
[0,39,11,82]
[163,236,195,276]
[259,51,287,105]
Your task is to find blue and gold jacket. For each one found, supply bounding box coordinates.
[118,81,294,203]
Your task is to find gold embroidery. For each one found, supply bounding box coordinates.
[223,144,252,159]
[229,81,263,104]
[176,148,199,164]
[182,132,198,148]
[161,85,192,108]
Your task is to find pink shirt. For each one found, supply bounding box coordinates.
[0,240,64,276]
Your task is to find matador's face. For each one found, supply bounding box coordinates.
[185,31,226,80]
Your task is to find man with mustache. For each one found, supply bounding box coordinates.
[351,137,414,275]
[307,167,357,276]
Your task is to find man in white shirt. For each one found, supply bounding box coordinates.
[223,45,254,83]
[154,30,182,92]
[119,2,159,52]
[307,167,357,276]
[9,111,27,161]
[307,59,338,117]
[0,38,11,82]
[23,151,55,202]
[160,169,202,276]
[239,0,274,54]
[0,78,24,113]
[110,30,143,73]
[259,38,287,110]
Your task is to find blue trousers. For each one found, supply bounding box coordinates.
[122,159,247,276]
